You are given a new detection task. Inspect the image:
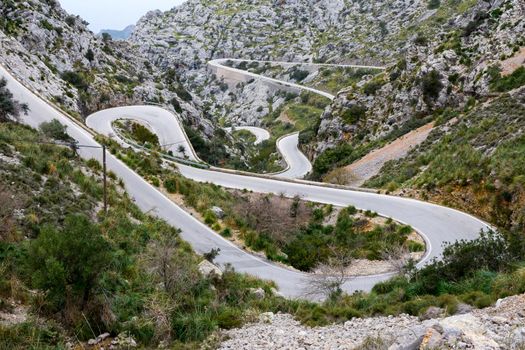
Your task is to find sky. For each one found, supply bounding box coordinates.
[59,0,185,33]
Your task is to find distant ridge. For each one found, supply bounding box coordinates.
[99,25,135,40]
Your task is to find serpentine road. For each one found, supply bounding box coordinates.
[1,60,490,299]
[223,126,270,145]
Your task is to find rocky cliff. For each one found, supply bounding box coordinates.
[0,0,213,135]
[129,0,444,126]
[312,0,525,162]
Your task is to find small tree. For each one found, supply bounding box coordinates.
[303,246,354,301]
[146,230,201,300]
[28,215,111,312]
[85,48,95,62]
[0,78,29,122]
[177,144,186,157]
[421,70,443,102]
[39,119,71,141]
[381,244,416,277]
[101,32,112,42]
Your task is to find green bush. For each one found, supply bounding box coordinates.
[490,66,525,92]
[421,70,443,102]
[39,119,71,141]
[171,312,216,342]
[216,307,243,329]
[61,71,88,91]
[131,123,159,145]
[204,210,217,225]
[312,144,354,177]
[340,104,367,125]
[27,215,111,314]
[164,177,178,193]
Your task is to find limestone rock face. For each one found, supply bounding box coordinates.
[313,0,525,159]
[0,0,214,137]
[129,0,432,127]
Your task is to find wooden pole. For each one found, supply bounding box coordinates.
[103,145,108,214]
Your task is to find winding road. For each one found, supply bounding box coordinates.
[223,126,270,145]
[0,59,490,299]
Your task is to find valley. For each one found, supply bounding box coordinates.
[1,0,525,348]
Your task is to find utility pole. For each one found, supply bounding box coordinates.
[103,144,108,215]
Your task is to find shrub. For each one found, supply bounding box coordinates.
[174,85,192,101]
[171,312,216,342]
[0,78,29,122]
[131,123,159,145]
[312,144,354,177]
[221,228,232,237]
[204,211,217,225]
[85,48,94,62]
[171,98,183,113]
[290,69,309,82]
[428,0,440,9]
[61,71,88,91]
[340,104,367,125]
[40,19,54,31]
[27,215,111,313]
[490,66,525,92]
[216,307,243,329]
[421,70,443,102]
[39,119,71,141]
[363,80,383,96]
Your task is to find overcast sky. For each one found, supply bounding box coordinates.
[59,0,185,33]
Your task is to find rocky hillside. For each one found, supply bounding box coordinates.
[129,0,455,126]
[219,293,525,349]
[310,0,525,168]
[0,0,213,135]
[131,0,465,66]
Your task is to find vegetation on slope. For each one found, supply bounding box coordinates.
[366,91,525,232]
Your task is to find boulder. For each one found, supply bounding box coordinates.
[388,325,427,350]
[270,287,285,298]
[420,327,444,349]
[259,312,274,324]
[455,303,473,315]
[511,328,525,349]
[198,260,222,277]
[419,306,445,320]
[249,287,266,300]
[211,206,225,219]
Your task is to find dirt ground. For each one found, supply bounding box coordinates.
[501,47,525,76]
[332,122,435,187]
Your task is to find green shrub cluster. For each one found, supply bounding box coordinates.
[131,122,159,146]
[366,94,525,231]
[490,66,525,92]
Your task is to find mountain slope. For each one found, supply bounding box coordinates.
[99,25,135,40]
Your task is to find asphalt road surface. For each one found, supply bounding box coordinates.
[1,61,490,299]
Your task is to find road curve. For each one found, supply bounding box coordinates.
[86,106,199,162]
[88,111,312,179]
[276,133,313,179]
[223,126,270,145]
[208,59,386,101]
[1,60,490,299]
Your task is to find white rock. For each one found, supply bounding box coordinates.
[198,260,222,277]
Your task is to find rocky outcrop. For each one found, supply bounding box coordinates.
[0,0,214,136]
[129,0,432,126]
[218,293,525,349]
[313,0,525,158]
